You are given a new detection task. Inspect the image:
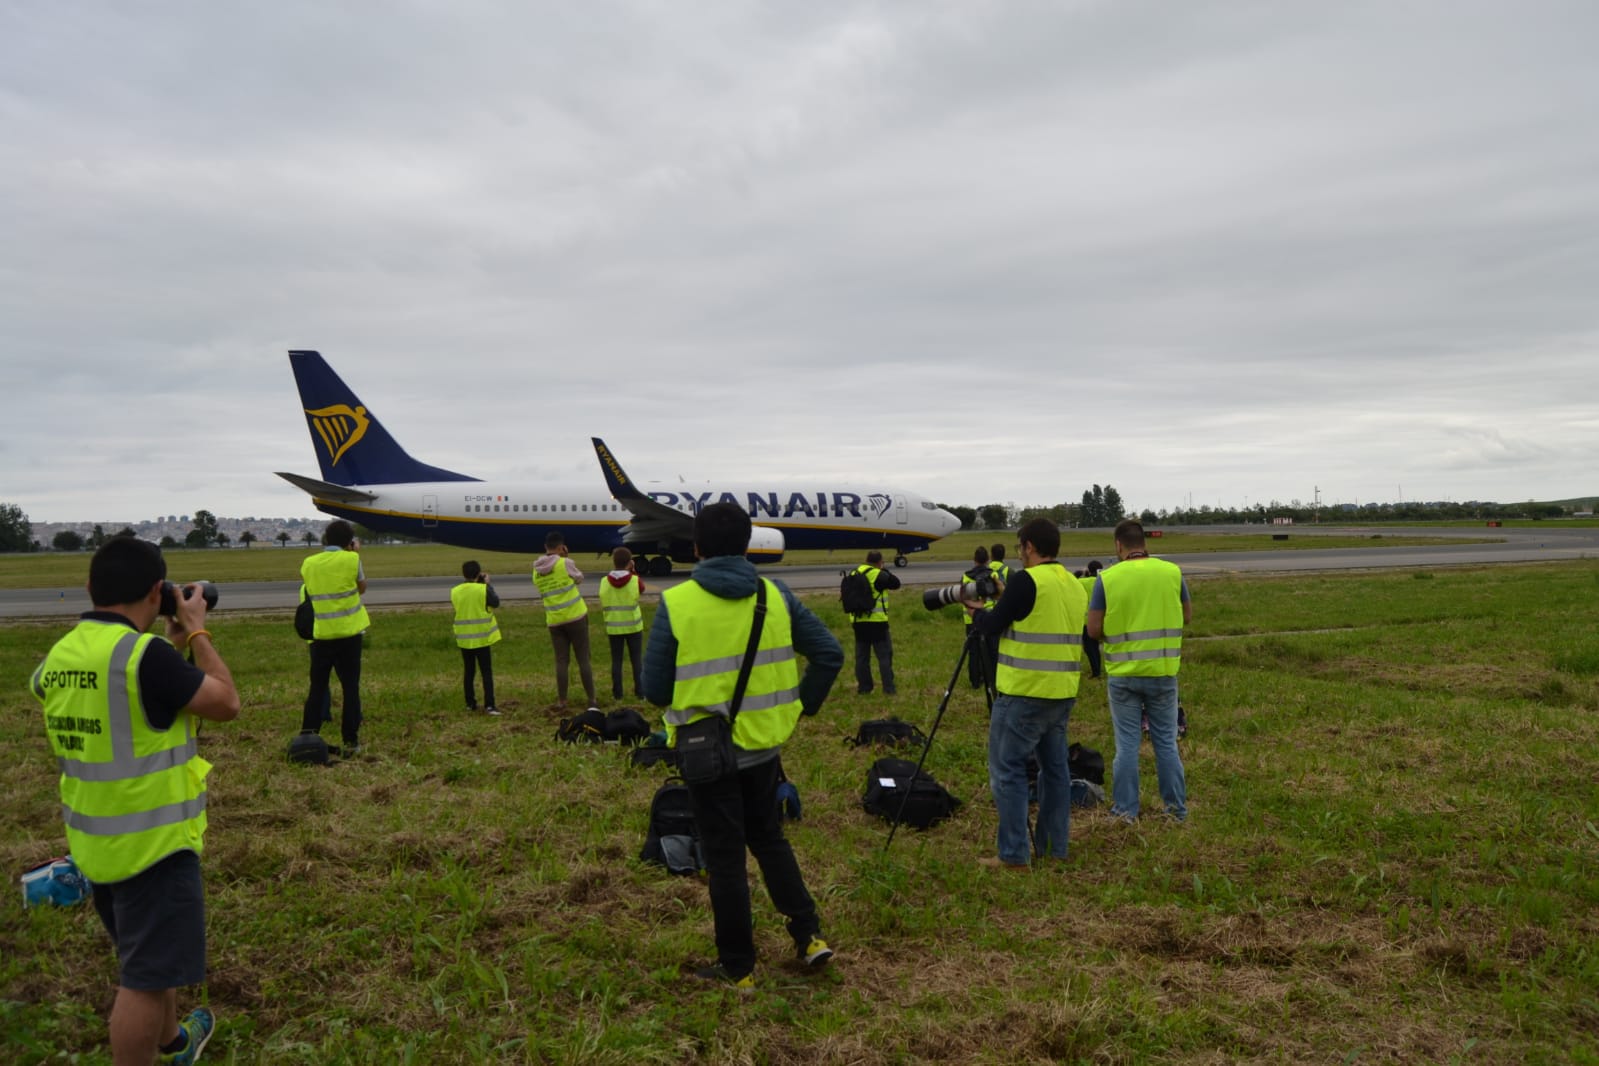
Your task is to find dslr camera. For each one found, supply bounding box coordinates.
[922,572,999,611]
[159,580,219,616]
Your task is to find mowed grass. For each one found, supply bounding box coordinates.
[0,527,1485,589]
[2,562,1596,1064]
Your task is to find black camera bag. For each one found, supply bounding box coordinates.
[293,594,315,641]
[287,731,330,766]
[1068,742,1105,785]
[861,756,960,829]
[845,716,927,749]
[603,707,653,746]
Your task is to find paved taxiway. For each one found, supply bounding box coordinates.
[2,525,1594,620]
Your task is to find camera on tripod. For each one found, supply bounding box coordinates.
[159,580,218,616]
[921,572,999,611]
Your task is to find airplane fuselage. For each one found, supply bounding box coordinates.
[307,480,955,557]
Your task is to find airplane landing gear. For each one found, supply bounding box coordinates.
[647,556,674,577]
[894,554,908,568]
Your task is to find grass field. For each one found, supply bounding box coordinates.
[3,560,1596,1064]
[0,529,1487,589]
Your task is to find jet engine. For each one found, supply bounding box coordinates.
[747,525,785,564]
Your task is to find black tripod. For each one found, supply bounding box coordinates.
[884,624,994,853]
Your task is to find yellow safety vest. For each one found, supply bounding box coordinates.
[451,581,501,649]
[534,562,587,626]
[599,575,644,635]
[995,564,1085,699]
[851,564,889,623]
[1099,557,1185,677]
[660,578,800,752]
[989,560,1011,583]
[301,549,369,639]
[31,620,210,884]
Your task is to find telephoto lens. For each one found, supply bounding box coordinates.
[920,572,999,611]
[159,580,219,616]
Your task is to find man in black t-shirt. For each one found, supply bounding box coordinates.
[31,537,240,1065]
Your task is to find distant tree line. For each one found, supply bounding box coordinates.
[939,484,1129,532]
[936,489,1587,532]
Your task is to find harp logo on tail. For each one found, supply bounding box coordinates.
[305,404,370,467]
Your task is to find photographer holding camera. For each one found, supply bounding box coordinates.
[847,550,901,695]
[300,519,369,755]
[964,518,1087,870]
[30,536,239,1064]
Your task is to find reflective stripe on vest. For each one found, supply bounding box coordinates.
[33,620,209,884]
[1100,557,1185,676]
[660,578,801,752]
[534,565,587,626]
[451,581,501,648]
[995,564,1086,700]
[301,550,369,639]
[599,576,644,634]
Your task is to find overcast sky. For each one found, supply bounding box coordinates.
[5,1,1596,524]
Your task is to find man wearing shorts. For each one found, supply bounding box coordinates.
[31,537,241,1064]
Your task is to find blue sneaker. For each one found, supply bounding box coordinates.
[160,1006,215,1064]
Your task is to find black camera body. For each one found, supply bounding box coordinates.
[159,580,218,616]
[922,572,999,611]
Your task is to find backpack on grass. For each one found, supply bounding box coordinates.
[556,709,608,743]
[861,757,960,830]
[640,778,704,875]
[630,745,680,769]
[839,569,876,616]
[845,716,928,750]
[287,732,331,766]
[604,708,653,746]
[1068,742,1105,786]
[561,708,655,745]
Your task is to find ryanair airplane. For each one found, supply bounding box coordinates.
[276,350,960,575]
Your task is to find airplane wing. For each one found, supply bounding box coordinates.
[591,438,693,540]
[275,471,380,505]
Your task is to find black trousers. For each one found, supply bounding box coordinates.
[460,646,495,708]
[686,756,821,976]
[607,631,642,700]
[1082,629,1102,678]
[853,622,895,694]
[302,633,363,744]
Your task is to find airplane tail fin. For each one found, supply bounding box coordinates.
[288,350,479,486]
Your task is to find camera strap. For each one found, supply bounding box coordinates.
[727,580,769,727]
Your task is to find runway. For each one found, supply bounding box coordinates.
[3,525,1594,619]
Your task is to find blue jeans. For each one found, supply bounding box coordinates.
[988,693,1074,865]
[1107,674,1187,820]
